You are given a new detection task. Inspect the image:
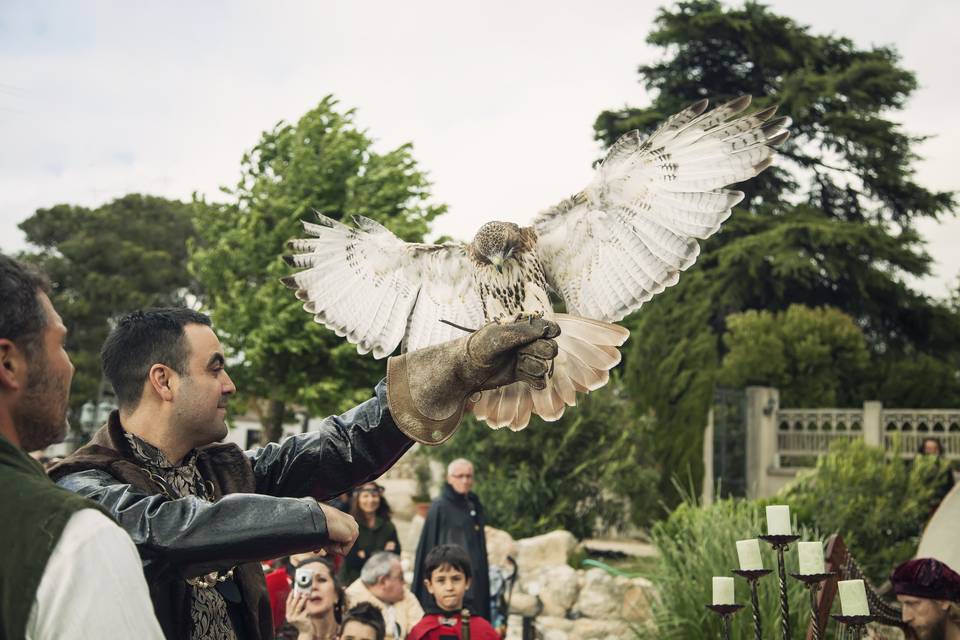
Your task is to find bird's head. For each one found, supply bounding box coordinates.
[471,221,523,274]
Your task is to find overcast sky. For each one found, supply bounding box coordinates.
[1,1,957,298]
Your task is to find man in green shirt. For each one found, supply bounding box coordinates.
[0,253,162,639]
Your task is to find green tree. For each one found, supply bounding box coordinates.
[189,96,445,442]
[598,1,958,499]
[434,381,662,539]
[17,194,197,412]
[719,305,869,406]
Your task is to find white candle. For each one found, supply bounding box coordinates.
[766,505,792,535]
[838,580,870,616]
[798,542,825,575]
[736,539,764,570]
[712,577,735,605]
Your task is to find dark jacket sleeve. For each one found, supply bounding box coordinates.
[56,469,329,580]
[245,379,413,499]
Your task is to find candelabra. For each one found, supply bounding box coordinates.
[789,572,835,640]
[732,569,772,640]
[831,614,873,640]
[705,604,745,640]
[759,534,800,640]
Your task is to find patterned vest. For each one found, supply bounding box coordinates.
[48,414,273,640]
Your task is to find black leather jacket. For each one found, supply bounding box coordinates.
[52,380,413,580]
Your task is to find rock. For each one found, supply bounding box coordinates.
[537,564,580,617]
[516,530,577,574]
[574,568,622,618]
[485,525,518,567]
[507,592,540,617]
[571,617,632,639]
[536,616,574,634]
[621,582,653,623]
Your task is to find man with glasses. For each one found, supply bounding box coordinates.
[412,458,490,620]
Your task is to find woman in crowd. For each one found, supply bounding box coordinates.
[339,483,400,586]
[280,555,345,640]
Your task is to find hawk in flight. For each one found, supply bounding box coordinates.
[282,96,789,430]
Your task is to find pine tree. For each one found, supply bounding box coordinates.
[595,1,958,498]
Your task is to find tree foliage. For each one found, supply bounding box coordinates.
[17,194,196,410]
[189,96,445,441]
[719,305,869,406]
[782,438,943,584]
[598,0,958,498]
[433,381,662,539]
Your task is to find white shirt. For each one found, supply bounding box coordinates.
[26,508,165,639]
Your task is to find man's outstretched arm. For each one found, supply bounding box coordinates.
[245,379,413,499]
[54,470,355,577]
[246,318,560,498]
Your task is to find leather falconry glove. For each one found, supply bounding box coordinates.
[386,317,560,445]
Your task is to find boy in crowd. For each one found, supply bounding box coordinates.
[408,545,499,640]
[339,602,386,640]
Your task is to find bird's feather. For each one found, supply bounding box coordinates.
[535,95,789,323]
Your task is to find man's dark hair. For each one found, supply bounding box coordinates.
[0,254,51,358]
[340,602,385,640]
[101,308,211,409]
[423,544,472,581]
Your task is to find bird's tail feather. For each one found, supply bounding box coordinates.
[470,313,629,430]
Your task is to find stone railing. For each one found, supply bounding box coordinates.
[706,388,960,501]
[882,409,960,458]
[776,409,864,458]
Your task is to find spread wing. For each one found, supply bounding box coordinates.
[534,95,790,323]
[282,214,484,358]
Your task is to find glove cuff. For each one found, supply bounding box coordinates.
[386,352,465,446]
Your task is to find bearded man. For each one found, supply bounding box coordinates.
[50,307,558,639]
[0,254,163,639]
[892,557,960,640]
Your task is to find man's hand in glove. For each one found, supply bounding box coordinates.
[386,317,560,445]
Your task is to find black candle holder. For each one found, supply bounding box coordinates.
[760,534,800,640]
[706,604,745,640]
[831,613,873,639]
[789,572,835,640]
[733,569,772,640]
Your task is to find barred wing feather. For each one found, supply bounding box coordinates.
[534,95,789,323]
[282,214,482,359]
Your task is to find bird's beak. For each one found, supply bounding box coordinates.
[491,256,504,274]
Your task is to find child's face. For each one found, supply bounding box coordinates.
[424,563,472,612]
[339,620,377,640]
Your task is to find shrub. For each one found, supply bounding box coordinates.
[431,381,662,538]
[781,438,943,584]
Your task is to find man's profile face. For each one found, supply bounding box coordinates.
[898,594,949,639]
[169,324,236,447]
[339,620,378,640]
[376,560,405,604]
[13,293,74,451]
[447,462,474,495]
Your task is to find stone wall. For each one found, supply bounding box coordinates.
[493,529,654,640]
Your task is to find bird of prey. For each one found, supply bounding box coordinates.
[281,95,789,430]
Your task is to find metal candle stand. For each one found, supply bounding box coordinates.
[732,569,772,640]
[831,614,873,640]
[759,534,800,640]
[789,572,835,640]
[705,604,745,640]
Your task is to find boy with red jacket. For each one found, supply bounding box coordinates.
[409,545,499,640]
